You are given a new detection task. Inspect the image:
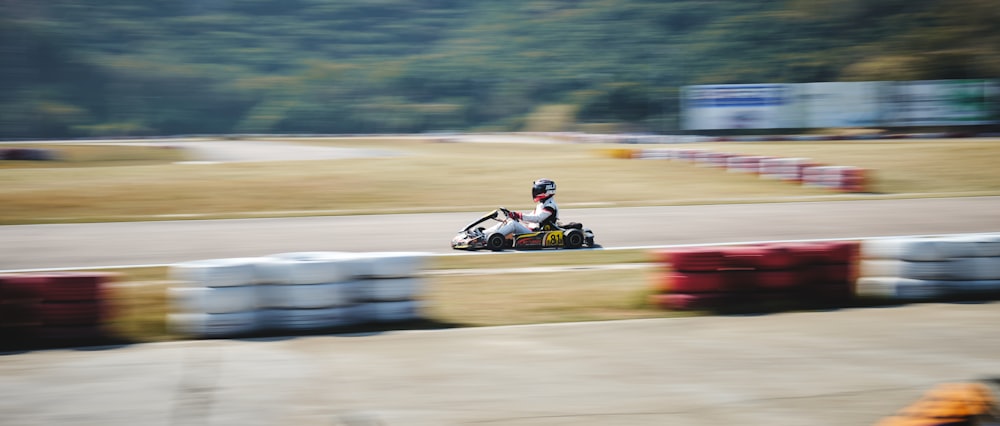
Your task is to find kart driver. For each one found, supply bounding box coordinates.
[486,178,559,237]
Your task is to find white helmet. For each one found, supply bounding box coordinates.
[531,178,556,202]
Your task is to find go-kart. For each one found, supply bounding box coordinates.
[451,207,596,251]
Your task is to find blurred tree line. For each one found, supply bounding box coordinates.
[1,0,997,138]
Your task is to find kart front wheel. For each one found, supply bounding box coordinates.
[564,229,585,249]
[486,233,506,251]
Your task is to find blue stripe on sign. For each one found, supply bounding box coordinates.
[687,85,789,107]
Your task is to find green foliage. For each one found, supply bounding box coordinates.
[0,0,995,139]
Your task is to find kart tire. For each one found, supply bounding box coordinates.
[564,229,585,249]
[585,236,595,247]
[486,233,505,251]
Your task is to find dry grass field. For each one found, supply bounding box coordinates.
[2,137,999,225]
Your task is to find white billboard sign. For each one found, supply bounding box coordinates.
[682,84,797,130]
[797,82,883,128]
[681,80,997,130]
[884,80,998,126]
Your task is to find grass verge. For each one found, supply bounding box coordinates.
[2,137,999,224]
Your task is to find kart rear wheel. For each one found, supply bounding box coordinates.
[486,233,506,251]
[564,229,585,249]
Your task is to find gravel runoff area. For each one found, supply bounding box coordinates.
[2,302,1000,426]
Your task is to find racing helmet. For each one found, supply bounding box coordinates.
[531,178,556,202]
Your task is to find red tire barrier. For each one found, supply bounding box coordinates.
[803,283,853,307]
[802,166,869,193]
[35,273,116,302]
[759,158,816,182]
[39,301,106,326]
[0,325,42,345]
[0,303,41,326]
[814,263,852,285]
[815,241,860,264]
[753,270,804,290]
[0,273,117,349]
[725,156,771,174]
[694,151,732,168]
[37,325,109,344]
[0,275,46,302]
[649,293,735,311]
[654,272,731,293]
[719,246,768,268]
[754,245,802,270]
[651,241,863,312]
[656,249,726,272]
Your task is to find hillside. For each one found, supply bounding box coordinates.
[1,0,997,138]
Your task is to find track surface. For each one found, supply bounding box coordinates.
[3,196,1000,426]
[2,196,999,270]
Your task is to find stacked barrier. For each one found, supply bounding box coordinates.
[167,251,428,338]
[693,151,731,168]
[725,155,771,174]
[759,158,815,182]
[606,147,871,192]
[856,235,1000,302]
[0,272,118,347]
[802,166,868,192]
[649,242,858,312]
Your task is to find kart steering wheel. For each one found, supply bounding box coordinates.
[498,207,512,220]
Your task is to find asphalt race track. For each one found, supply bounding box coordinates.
[3,196,1000,426]
[2,196,999,270]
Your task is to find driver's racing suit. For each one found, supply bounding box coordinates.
[484,197,558,237]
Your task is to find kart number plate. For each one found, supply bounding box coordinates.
[545,231,564,247]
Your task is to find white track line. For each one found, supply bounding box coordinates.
[3,232,997,274]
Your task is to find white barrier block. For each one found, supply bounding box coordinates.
[258,282,354,309]
[168,311,259,338]
[170,258,266,287]
[855,277,944,300]
[167,286,259,314]
[352,252,429,278]
[939,280,1000,295]
[361,300,422,323]
[859,259,961,280]
[949,234,1000,257]
[952,257,1000,280]
[258,306,360,331]
[257,253,358,285]
[861,237,980,261]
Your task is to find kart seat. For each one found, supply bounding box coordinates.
[561,222,583,230]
